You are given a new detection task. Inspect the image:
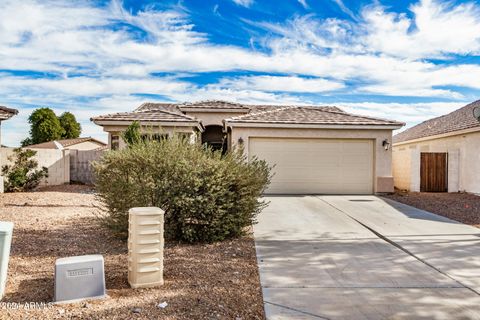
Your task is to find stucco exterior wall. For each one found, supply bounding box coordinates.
[392,146,413,190]
[230,126,394,193]
[102,125,197,150]
[392,131,480,193]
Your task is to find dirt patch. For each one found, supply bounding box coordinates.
[384,191,480,227]
[0,185,264,319]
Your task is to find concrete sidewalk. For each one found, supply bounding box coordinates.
[254,196,480,320]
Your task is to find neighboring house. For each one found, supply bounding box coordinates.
[92,100,404,195]
[27,137,107,151]
[392,100,480,194]
[0,105,18,147]
[0,105,19,193]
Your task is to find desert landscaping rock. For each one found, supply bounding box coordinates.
[384,191,480,227]
[0,185,264,319]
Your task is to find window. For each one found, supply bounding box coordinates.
[141,133,169,142]
[175,132,192,141]
[111,135,119,150]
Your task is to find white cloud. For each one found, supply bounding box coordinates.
[231,0,254,8]
[361,0,480,58]
[331,0,357,20]
[339,101,464,128]
[298,0,308,9]
[0,76,192,97]
[217,75,344,93]
[0,0,479,146]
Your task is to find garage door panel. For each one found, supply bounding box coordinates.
[249,138,374,194]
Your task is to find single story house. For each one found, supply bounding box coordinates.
[1,105,19,193]
[27,137,107,151]
[92,100,404,195]
[392,100,480,194]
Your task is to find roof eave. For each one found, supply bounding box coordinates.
[0,113,17,121]
[92,119,204,132]
[225,121,404,130]
[0,106,19,115]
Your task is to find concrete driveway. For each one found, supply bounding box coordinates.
[254,196,480,320]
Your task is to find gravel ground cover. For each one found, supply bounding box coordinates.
[0,185,264,319]
[384,191,480,227]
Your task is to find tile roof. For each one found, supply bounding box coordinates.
[91,100,402,127]
[27,137,107,149]
[0,105,18,121]
[393,100,480,144]
[225,106,404,126]
[91,109,197,123]
[179,100,250,110]
[134,102,183,114]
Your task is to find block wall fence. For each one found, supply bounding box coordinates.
[0,147,105,191]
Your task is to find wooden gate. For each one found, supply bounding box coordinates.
[420,153,448,192]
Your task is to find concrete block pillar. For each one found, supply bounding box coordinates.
[128,207,164,289]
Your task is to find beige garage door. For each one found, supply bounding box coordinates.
[249,138,374,194]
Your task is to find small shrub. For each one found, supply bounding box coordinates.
[93,137,272,243]
[1,148,48,192]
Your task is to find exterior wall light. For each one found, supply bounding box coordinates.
[382,139,390,151]
[238,137,244,145]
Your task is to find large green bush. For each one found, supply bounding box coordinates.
[1,148,48,192]
[93,137,271,243]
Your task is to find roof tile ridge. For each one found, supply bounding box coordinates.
[229,106,297,120]
[185,100,246,107]
[133,102,150,112]
[134,102,180,113]
[155,108,197,120]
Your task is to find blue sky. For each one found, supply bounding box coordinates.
[1,0,480,146]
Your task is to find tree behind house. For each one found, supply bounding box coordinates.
[21,108,82,146]
[59,111,82,139]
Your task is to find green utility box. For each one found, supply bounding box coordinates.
[0,222,13,300]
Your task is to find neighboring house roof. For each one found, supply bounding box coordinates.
[393,100,480,144]
[91,100,403,128]
[27,137,107,149]
[225,106,404,126]
[0,105,18,121]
